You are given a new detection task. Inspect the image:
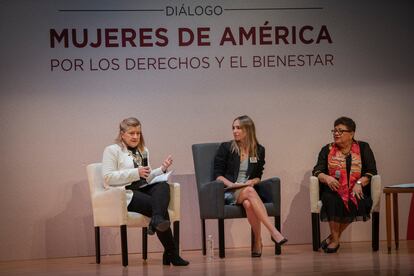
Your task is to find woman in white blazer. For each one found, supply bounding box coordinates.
[102,117,189,266]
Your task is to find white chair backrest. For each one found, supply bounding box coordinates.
[87,163,105,195]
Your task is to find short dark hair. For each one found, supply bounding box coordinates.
[334,116,356,132]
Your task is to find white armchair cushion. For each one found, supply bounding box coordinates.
[370,175,381,213]
[92,187,129,226]
[310,176,321,213]
[168,182,180,222]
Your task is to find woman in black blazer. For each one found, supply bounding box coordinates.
[214,115,287,257]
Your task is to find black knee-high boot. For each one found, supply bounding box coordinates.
[157,228,189,266]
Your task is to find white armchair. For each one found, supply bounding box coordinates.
[310,175,381,251]
[86,163,181,266]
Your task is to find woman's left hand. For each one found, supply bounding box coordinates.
[352,182,364,200]
[161,155,173,173]
[245,180,255,187]
[245,178,259,187]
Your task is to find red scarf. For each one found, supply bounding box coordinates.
[327,141,362,211]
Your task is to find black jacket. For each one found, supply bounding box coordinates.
[214,141,265,182]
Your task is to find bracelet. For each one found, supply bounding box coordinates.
[356,180,362,186]
[363,173,373,180]
[313,170,322,177]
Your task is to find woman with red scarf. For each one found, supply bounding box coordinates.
[312,117,377,253]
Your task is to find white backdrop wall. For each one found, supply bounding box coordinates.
[0,0,413,261]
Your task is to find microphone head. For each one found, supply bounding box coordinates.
[335,170,340,179]
[141,151,148,166]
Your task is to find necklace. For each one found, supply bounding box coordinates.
[240,147,248,159]
[340,145,352,156]
[127,149,144,166]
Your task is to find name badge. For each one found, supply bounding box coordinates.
[250,157,258,163]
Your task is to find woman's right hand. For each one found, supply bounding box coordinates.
[138,166,151,179]
[325,175,339,191]
[232,182,247,188]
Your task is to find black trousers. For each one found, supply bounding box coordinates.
[127,181,175,252]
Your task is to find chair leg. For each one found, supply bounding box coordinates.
[120,225,128,266]
[392,193,399,250]
[142,227,148,260]
[201,219,206,255]
[173,221,180,252]
[372,212,379,251]
[312,213,321,251]
[94,227,100,264]
[218,219,225,258]
[275,216,281,255]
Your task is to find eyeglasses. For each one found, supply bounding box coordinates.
[331,129,352,135]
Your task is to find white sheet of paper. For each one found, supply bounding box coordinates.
[148,170,173,185]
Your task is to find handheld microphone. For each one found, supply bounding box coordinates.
[139,151,149,182]
[335,170,340,180]
[141,151,148,167]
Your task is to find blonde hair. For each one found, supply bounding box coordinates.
[230,115,259,158]
[115,117,145,151]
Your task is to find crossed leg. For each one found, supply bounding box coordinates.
[328,222,351,249]
[237,186,285,249]
[243,200,262,251]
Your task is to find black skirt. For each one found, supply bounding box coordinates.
[320,189,372,223]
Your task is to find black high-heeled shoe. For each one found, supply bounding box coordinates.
[251,244,263,258]
[320,235,332,250]
[162,251,190,266]
[324,243,340,253]
[271,237,288,246]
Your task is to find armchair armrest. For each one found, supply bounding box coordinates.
[310,176,321,213]
[198,180,225,219]
[257,177,280,213]
[168,182,180,222]
[92,187,128,226]
[370,175,381,213]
